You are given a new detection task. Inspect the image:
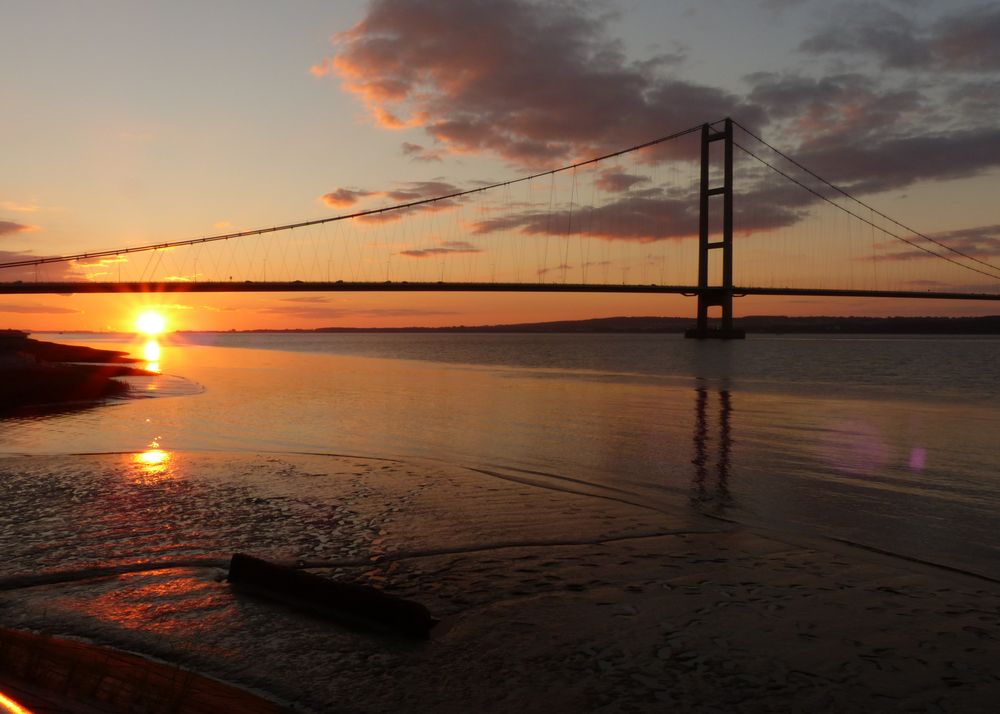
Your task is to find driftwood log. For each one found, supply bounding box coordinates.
[227,553,437,639]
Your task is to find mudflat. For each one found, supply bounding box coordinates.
[0,452,996,712]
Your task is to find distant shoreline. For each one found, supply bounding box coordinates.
[23,314,1000,336]
[172,314,1000,335]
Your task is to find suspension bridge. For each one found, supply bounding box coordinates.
[2,118,998,337]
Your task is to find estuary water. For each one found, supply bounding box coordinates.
[3,331,999,580]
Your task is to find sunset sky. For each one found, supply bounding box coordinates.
[2,0,999,331]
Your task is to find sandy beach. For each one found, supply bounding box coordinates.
[0,451,997,712]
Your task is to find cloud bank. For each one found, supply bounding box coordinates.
[320,0,756,165]
[310,0,1000,275]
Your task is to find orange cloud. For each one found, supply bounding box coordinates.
[320,188,375,208]
[310,58,334,77]
[0,220,39,237]
[399,240,482,258]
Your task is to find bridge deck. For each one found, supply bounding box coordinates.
[1,281,998,300]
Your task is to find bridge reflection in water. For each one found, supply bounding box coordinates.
[691,385,733,514]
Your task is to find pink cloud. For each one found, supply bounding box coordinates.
[399,240,482,258]
[320,188,376,208]
[401,142,443,162]
[595,168,650,193]
[320,0,756,167]
[0,250,80,281]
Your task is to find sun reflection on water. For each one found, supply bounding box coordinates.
[133,440,172,483]
[139,338,163,374]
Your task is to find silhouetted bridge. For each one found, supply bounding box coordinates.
[2,281,996,303]
[3,118,998,337]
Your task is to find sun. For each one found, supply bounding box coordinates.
[136,310,167,336]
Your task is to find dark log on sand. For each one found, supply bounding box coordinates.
[228,553,437,639]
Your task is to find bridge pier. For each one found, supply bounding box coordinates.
[685,118,745,340]
[685,290,745,339]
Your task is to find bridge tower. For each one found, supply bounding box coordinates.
[685,118,746,339]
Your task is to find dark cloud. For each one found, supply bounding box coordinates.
[793,126,1000,195]
[260,305,458,319]
[537,263,572,276]
[946,80,1000,115]
[320,188,375,208]
[319,180,468,223]
[471,177,814,243]
[747,73,923,140]
[399,240,482,258]
[931,4,1000,71]
[0,220,38,237]
[760,0,808,11]
[308,0,1000,276]
[740,69,1000,199]
[401,142,443,162]
[880,224,1000,261]
[280,296,333,303]
[595,169,650,192]
[0,251,80,282]
[734,178,817,234]
[472,187,699,242]
[321,0,759,166]
[0,302,80,315]
[384,180,462,202]
[355,180,468,224]
[799,3,929,69]
[800,2,1000,72]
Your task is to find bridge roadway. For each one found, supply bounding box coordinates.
[1,281,998,301]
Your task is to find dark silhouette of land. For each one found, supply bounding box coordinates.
[178,315,1000,335]
[0,330,152,413]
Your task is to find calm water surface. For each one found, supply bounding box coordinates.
[4,332,999,579]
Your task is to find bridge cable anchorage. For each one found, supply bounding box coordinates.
[733,119,1000,276]
[0,122,707,272]
[733,141,1000,282]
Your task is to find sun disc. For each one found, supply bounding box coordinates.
[136,310,167,335]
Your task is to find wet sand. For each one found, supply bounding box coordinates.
[0,452,997,712]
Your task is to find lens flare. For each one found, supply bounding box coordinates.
[0,689,32,714]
